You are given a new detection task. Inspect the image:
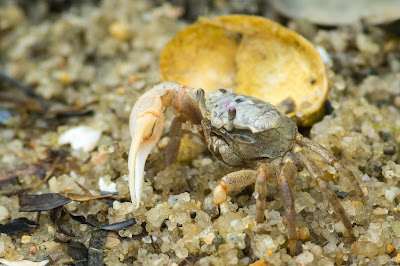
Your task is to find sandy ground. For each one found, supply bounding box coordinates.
[1,0,400,265]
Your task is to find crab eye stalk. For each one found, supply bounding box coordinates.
[226,107,236,131]
[196,88,205,103]
[196,88,207,115]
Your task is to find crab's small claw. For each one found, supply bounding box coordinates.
[128,91,165,208]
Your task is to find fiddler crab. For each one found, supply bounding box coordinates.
[128,82,367,255]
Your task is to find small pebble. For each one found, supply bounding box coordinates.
[142,236,152,244]
[392,221,400,237]
[373,207,388,216]
[249,259,267,266]
[109,21,131,41]
[386,243,395,254]
[0,206,9,220]
[57,71,71,85]
[397,253,400,264]
[182,223,197,236]
[336,250,344,265]
[310,245,323,258]
[204,233,215,245]
[190,212,197,219]
[91,151,108,165]
[21,235,31,244]
[351,241,378,258]
[298,227,311,242]
[211,235,224,248]
[29,246,38,255]
[105,237,120,249]
[226,233,246,249]
[296,251,314,265]
[383,146,396,155]
[336,191,348,199]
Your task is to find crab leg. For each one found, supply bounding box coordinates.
[128,82,202,208]
[295,134,367,205]
[293,146,354,237]
[165,117,183,166]
[278,160,297,256]
[255,166,267,223]
[213,164,281,215]
[254,163,281,223]
[213,170,257,213]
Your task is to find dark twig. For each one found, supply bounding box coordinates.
[0,70,49,111]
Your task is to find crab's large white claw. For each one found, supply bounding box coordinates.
[128,91,164,208]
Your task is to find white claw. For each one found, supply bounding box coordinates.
[128,91,164,208]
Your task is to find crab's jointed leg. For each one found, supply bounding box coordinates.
[213,170,258,213]
[253,163,281,223]
[165,117,183,166]
[128,82,201,208]
[255,166,268,224]
[293,145,354,237]
[213,163,300,254]
[278,160,298,256]
[295,134,367,205]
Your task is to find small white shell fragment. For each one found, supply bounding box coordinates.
[99,177,117,193]
[0,205,9,220]
[58,126,101,152]
[0,259,49,266]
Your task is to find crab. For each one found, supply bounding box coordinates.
[128,81,367,255]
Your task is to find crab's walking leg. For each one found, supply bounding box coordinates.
[293,146,354,237]
[255,166,267,223]
[213,170,257,213]
[213,164,281,214]
[165,117,183,166]
[296,134,367,205]
[128,82,201,208]
[278,160,298,256]
[254,164,281,223]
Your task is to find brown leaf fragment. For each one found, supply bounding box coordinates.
[19,193,72,212]
[69,241,88,265]
[88,229,106,266]
[0,70,49,112]
[60,193,125,201]
[0,217,37,235]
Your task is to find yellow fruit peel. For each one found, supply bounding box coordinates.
[160,15,328,126]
